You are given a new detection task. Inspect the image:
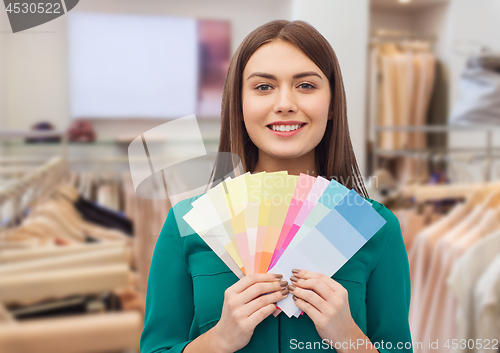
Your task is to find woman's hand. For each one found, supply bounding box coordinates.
[288,269,358,346]
[212,273,289,353]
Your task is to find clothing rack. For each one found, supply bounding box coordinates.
[0,130,143,352]
[0,129,68,163]
[372,124,500,182]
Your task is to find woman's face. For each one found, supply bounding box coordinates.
[242,39,331,170]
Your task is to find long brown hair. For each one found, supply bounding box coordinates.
[208,20,368,198]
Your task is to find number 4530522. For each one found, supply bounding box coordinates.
[444,339,499,350]
[5,2,62,14]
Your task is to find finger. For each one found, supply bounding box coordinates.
[247,303,279,328]
[292,294,322,323]
[242,287,290,317]
[230,273,283,294]
[290,276,335,302]
[292,269,344,293]
[288,283,327,314]
[239,280,288,304]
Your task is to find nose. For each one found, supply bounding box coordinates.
[274,86,297,114]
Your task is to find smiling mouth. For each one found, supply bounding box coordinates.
[267,123,306,132]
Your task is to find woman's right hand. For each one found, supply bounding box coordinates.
[212,273,289,353]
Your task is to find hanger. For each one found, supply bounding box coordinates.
[0,246,129,276]
[0,241,127,264]
[481,188,500,209]
[0,264,129,304]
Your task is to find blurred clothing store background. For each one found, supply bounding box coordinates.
[0,0,499,352]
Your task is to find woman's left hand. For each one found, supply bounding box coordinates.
[288,269,358,345]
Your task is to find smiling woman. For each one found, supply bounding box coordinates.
[140,19,413,353]
[242,40,331,176]
[213,20,367,194]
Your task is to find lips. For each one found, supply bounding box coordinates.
[266,123,306,137]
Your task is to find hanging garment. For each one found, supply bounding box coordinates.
[447,230,500,353]
[412,203,485,345]
[394,208,427,253]
[473,253,500,353]
[426,60,449,153]
[74,196,133,236]
[400,51,436,184]
[421,208,500,353]
[449,53,500,125]
[7,293,122,321]
[408,203,468,341]
[368,46,380,145]
[122,172,171,298]
[378,44,400,151]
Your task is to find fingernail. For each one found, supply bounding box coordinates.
[281,288,289,296]
[290,276,299,282]
[291,269,300,274]
[279,280,288,287]
[273,274,283,279]
[293,295,298,301]
[288,284,296,291]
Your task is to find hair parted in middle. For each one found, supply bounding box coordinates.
[209,19,368,198]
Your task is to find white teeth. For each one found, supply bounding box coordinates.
[270,124,303,131]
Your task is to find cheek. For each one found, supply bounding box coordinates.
[242,94,267,123]
[242,96,270,143]
[305,94,330,141]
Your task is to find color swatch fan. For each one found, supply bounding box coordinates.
[183,171,387,317]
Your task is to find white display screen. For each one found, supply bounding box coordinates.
[68,12,198,119]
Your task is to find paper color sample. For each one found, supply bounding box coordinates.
[182,194,245,279]
[244,172,264,274]
[253,171,287,273]
[271,175,330,267]
[225,172,252,274]
[269,173,316,269]
[270,190,387,317]
[191,178,244,272]
[259,174,299,273]
[286,178,349,251]
[182,172,387,319]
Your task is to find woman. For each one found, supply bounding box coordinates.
[140,20,413,353]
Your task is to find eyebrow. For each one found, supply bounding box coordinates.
[246,71,323,81]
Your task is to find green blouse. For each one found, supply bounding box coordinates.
[140,194,413,353]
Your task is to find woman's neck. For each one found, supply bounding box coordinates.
[251,150,319,177]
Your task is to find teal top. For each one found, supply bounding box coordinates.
[140,194,413,353]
